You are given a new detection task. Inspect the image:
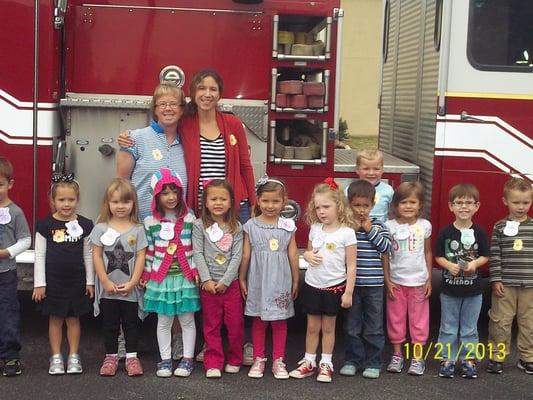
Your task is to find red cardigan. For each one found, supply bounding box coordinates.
[179,110,256,216]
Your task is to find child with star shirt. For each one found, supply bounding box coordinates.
[33,175,93,376]
[91,178,147,377]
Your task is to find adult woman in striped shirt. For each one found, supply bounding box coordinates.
[180,69,256,222]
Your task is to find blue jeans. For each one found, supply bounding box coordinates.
[437,293,482,360]
[238,201,251,224]
[0,269,21,360]
[344,286,384,369]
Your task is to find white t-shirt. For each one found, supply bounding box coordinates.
[305,224,357,289]
[385,218,432,286]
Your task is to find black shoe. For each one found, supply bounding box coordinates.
[517,359,533,374]
[3,359,22,377]
[487,360,503,374]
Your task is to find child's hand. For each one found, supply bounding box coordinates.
[0,248,10,259]
[353,219,362,231]
[32,287,46,302]
[341,291,353,308]
[239,279,248,299]
[291,280,299,300]
[202,280,217,294]
[492,281,505,297]
[385,279,398,300]
[138,279,147,289]
[86,285,94,299]
[304,250,323,267]
[214,281,227,294]
[116,281,135,295]
[424,280,432,298]
[447,263,461,276]
[103,280,118,294]
[463,262,477,275]
[361,218,373,232]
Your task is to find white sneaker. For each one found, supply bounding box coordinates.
[224,364,240,374]
[206,368,222,378]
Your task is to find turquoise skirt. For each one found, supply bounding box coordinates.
[144,273,200,316]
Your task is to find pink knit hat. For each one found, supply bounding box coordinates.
[149,168,187,220]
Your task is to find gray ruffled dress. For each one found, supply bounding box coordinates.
[243,217,296,321]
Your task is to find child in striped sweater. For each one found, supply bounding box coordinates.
[140,168,200,378]
[340,180,391,379]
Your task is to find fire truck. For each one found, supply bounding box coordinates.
[377,0,533,243]
[3,0,422,289]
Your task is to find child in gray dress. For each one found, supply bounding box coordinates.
[239,176,299,380]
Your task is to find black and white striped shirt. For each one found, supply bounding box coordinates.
[198,134,226,207]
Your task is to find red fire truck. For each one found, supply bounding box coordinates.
[2,0,421,288]
[377,0,532,239]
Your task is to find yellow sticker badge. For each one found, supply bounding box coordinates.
[513,239,523,251]
[269,238,279,251]
[229,134,237,146]
[167,243,177,255]
[127,235,136,246]
[152,149,163,160]
[325,242,336,252]
[52,229,65,243]
[215,254,227,265]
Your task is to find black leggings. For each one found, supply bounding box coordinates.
[100,299,140,354]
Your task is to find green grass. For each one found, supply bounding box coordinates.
[341,135,378,150]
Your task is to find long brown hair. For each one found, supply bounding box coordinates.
[391,181,425,218]
[201,179,239,234]
[185,69,224,115]
[97,178,139,224]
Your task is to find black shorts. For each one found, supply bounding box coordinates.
[299,281,346,316]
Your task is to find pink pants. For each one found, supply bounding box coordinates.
[386,284,429,345]
[252,318,287,361]
[200,280,244,369]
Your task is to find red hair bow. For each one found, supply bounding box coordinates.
[203,179,214,189]
[324,177,338,190]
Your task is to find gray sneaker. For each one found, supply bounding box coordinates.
[243,342,254,366]
[117,329,126,360]
[66,353,83,374]
[386,354,404,373]
[49,354,65,375]
[172,332,184,360]
[407,359,426,376]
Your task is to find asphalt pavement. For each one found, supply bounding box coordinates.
[3,289,532,400]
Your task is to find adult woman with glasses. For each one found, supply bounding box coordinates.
[116,81,187,220]
[118,69,256,222]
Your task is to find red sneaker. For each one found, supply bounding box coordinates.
[316,363,333,383]
[99,355,118,377]
[289,359,316,379]
[125,357,144,377]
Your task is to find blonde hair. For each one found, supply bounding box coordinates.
[150,82,185,120]
[356,149,384,167]
[97,178,139,224]
[503,177,533,199]
[391,181,425,218]
[305,183,355,228]
[49,181,80,212]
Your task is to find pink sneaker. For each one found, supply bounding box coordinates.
[125,357,144,377]
[289,359,317,379]
[99,355,119,377]
[272,358,289,380]
[247,357,267,378]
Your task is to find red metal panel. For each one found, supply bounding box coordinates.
[65,5,272,98]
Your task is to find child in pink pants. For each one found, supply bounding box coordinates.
[384,182,433,376]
